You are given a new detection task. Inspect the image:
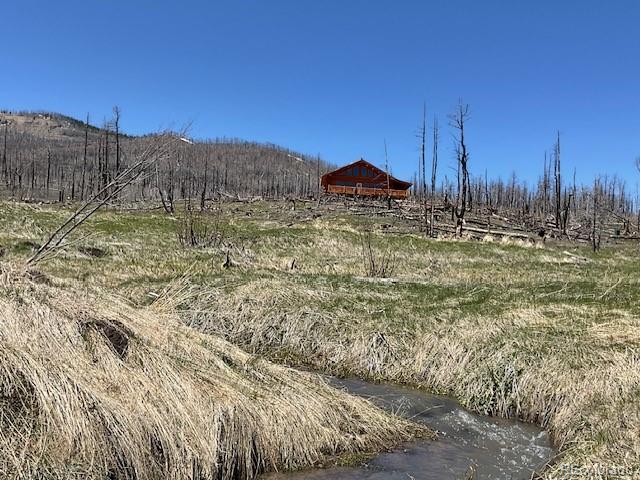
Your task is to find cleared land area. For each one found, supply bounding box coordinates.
[1,199,639,478]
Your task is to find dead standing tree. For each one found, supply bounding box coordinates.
[591,177,601,252]
[200,154,209,211]
[80,113,90,201]
[114,106,122,176]
[550,131,575,236]
[2,123,8,185]
[554,131,562,229]
[417,103,428,233]
[430,117,439,236]
[157,157,176,214]
[450,102,471,236]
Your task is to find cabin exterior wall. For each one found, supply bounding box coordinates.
[321,159,412,199]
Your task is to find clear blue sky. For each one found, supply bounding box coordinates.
[1,0,639,188]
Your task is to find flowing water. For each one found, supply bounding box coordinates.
[263,377,554,480]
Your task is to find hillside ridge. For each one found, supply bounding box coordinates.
[0,109,332,201]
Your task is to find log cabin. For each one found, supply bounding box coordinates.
[321,158,412,199]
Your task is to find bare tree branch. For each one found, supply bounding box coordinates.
[27,133,178,265]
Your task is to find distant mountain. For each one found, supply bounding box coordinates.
[0,110,333,202]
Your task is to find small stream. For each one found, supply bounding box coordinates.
[264,377,554,480]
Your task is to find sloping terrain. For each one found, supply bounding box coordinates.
[0,111,330,201]
[0,111,104,141]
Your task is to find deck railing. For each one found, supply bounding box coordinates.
[326,184,409,199]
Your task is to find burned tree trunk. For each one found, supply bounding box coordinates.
[71,156,77,201]
[430,117,439,237]
[554,132,561,229]
[114,106,121,176]
[592,178,600,252]
[419,103,428,233]
[201,155,209,211]
[2,124,7,185]
[46,149,52,195]
[450,102,471,236]
[80,113,89,201]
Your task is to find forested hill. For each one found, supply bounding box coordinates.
[0,110,332,202]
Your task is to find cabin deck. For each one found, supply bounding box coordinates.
[326,184,409,199]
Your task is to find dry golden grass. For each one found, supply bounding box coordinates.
[0,263,420,480]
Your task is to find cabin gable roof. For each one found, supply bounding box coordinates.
[322,158,412,190]
[330,159,385,177]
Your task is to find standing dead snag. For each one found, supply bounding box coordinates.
[431,117,439,237]
[316,154,321,205]
[592,177,601,252]
[450,102,471,236]
[561,187,573,236]
[200,154,209,211]
[551,132,574,236]
[418,103,429,234]
[541,151,549,223]
[80,113,89,201]
[2,123,8,185]
[554,132,562,229]
[102,119,110,199]
[157,162,174,214]
[114,106,122,176]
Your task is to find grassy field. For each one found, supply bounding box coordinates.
[2,199,640,478]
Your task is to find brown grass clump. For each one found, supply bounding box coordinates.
[0,264,419,480]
